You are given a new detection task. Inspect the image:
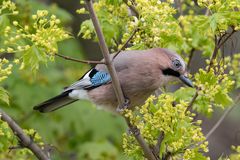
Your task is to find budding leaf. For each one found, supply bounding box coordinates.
[214,91,233,107]
[23,45,46,72]
[0,87,9,105]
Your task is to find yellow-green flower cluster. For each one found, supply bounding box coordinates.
[198,0,240,12]
[0,120,12,139]
[228,146,240,160]
[198,0,240,31]
[79,0,183,51]
[228,53,240,89]
[0,120,17,158]
[0,58,12,82]
[0,119,43,159]
[178,15,215,57]
[23,128,44,147]
[193,59,235,115]
[123,94,208,159]
[2,10,70,55]
[0,0,18,15]
[124,0,182,50]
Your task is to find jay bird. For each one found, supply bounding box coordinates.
[34,48,193,113]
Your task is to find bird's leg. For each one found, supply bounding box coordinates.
[116,97,130,112]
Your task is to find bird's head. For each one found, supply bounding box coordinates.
[159,48,194,87]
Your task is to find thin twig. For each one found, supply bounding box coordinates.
[217,29,235,49]
[55,53,105,64]
[123,0,139,17]
[113,28,138,60]
[187,48,195,69]
[208,36,219,70]
[186,94,240,151]
[186,91,198,112]
[153,132,164,156]
[84,1,157,160]
[205,94,240,140]
[0,109,50,160]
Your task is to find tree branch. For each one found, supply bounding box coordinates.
[188,29,236,111]
[84,0,156,159]
[55,53,105,64]
[0,109,50,160]
[205,94,240,140]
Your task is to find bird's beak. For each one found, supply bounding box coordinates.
[179,75,194,87]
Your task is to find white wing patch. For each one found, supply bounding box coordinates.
[63,69,93,92]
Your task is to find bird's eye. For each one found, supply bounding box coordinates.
[172,59,182,69]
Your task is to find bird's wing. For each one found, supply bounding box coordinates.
[64,68,111,91]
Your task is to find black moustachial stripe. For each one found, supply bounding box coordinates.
[162,68,180,77]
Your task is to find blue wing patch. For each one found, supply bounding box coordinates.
[90,71,111,87]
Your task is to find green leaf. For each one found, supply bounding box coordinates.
[0,87,9,105]
[209,14,218,33]
[214,91,233,106]
[173,87,196,102]
[22,45,47,72]
[0,15,10,32]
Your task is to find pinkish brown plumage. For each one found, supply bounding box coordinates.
[34,48,193,113]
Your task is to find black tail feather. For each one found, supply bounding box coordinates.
[33,91,77,113]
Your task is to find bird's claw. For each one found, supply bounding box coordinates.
[116,98,130,112]
[127,126,140,136]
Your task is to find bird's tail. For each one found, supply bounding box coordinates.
[33,91,77,113]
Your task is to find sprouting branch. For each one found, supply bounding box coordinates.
[113,28,138,60]
[188,28,236,112]
[84,0,156,160]
[205,94,240,140]
[0,109,50,160]
[208,28,236,69]
[55,53,105,64]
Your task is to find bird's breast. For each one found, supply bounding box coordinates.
[87,67,161,112]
